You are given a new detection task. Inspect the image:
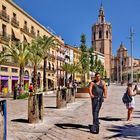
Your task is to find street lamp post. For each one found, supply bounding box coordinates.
[130,27,134,83]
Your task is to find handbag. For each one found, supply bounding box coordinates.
[122,92,132,104]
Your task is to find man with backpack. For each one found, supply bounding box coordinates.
[89,72,107,134]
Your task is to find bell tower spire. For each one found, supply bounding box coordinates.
[98,2,105,23]
[91,1,112,79]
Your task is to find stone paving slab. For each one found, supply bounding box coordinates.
[1,84,140,140]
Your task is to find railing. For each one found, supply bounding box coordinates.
[0,32,10,42]
[57,48,65,53]
[11,17,19,28]
[57,56,65,61]
[30,30,36,37]
[49,54,56,59]
[21,25,29,34]
[0,10,10,22]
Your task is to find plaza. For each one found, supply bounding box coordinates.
[5,84,140,140]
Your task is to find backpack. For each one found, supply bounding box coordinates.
[122,92,132,104]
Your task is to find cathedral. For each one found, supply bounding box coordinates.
[91,4,112,78]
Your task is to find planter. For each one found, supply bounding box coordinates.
[56,88,67,108]
[76,87,90,98]
[28,93,43,123]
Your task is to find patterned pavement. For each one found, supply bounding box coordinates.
[2,84,140,140]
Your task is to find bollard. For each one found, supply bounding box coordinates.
[56,88,67,108]
[0,100,7,140]
[28,93,43,123]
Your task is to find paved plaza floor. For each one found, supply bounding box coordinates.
[2,84,140,140]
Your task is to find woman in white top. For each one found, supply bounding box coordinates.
[126,83,137,121]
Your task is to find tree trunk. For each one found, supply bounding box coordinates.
[19,65,24,94]
[28,93,43,123]
[33,65,37,93]
[43,58,47,92]
[82,72,86,87]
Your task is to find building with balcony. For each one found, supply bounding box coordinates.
[0,0,64,94]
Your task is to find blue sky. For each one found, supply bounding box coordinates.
[13,0,140,58]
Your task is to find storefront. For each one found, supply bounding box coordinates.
[0,76,8,94]
[12,76,18,92]
[24,76,29,91]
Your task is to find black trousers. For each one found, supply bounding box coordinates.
[91,97,103,125]
[13,91,17,99]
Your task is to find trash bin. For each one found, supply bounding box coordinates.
[0,100,7,140]
[28,93,43,123]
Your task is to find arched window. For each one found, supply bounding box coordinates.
[99,30,102,39]
[106,31,108,38]
[49,62,51,70]
[93,32,96,40]
[24,70,29,77]
[52,64,54,71]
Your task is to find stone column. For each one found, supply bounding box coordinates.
[8,77,12,94]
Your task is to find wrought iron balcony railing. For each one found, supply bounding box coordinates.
[11,17,19,28]
[0,10,10,22]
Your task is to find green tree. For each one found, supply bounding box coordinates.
[37,35,55,91]
[61,63,79,83]
[5,43,30,94]
[93,56,106,78]
[28,40,42,92]
[79,34,89,86]
[89,47,94,72]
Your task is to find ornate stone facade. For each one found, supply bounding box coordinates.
[91,4,112,78]
[112,43,140,82]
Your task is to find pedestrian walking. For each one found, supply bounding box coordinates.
[125,83,137,121]
[89,72,107,134]
[13,83,18,100]
[29,83,33,92]
[73,80,77,93]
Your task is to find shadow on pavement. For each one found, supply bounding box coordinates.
[55,123,89,132]
[104,124,140,139]
[134,111,140,115]
[11,118,29,123]
[44,106,57,109]
[99,117,123,121]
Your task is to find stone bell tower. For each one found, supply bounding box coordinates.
[91,4,112,78]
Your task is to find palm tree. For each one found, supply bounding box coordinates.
[28,40,42,93]
[37,35,55,91]
[0,51,7,64]
[5,43,30,94]
[62,63,79,84]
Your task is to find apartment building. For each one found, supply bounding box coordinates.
[0,0,65,93]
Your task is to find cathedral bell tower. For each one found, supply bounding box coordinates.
[91,4,112,78]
